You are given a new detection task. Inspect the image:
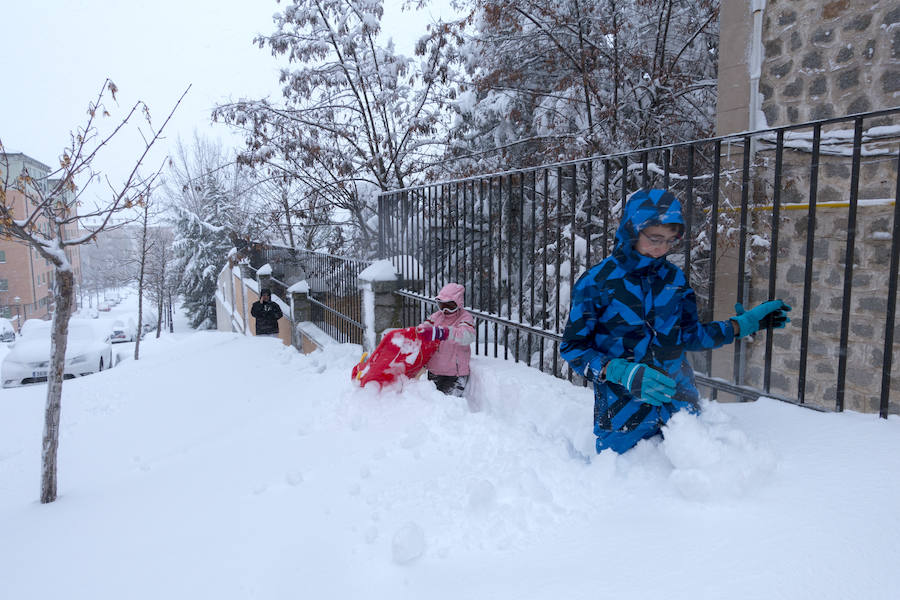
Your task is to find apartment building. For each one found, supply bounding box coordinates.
[0,152,82,326]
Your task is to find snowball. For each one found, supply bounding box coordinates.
[391,522,426,564]
[467,479,497,513]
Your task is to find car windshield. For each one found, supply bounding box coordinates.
[69,323,99,340]
[20,321,98,341]
[21,321,51,338]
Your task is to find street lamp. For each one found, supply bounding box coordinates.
[12,296,21,331]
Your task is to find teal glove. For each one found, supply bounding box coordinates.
[731,300,792,338]
[603,358,677,407]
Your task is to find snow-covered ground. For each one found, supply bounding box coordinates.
[1,298,898,599]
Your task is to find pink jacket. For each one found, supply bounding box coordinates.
[424,283,476,376]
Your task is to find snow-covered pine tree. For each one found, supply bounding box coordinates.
[170,173,235,329]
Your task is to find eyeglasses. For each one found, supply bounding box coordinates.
[639,230,682,250]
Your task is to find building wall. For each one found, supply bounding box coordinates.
[760,0,900,126]
[718,0,900,135]
[0,155,55,322]
[710,1,900,414]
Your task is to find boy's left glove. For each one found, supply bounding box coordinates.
[731,300,791,338]
[415,325,450,342]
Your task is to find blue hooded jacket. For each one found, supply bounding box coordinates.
[560,189,735,453]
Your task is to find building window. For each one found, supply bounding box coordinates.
[0,250,5,263]
[0,279,7,292]
[0,307,9,318]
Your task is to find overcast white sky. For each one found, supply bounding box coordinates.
[1,0,448,197]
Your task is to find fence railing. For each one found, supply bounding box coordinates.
[378,108,900,418]
[243,243,370,345]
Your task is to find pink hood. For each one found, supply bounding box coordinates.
[435,283,466,306]
[425,283,475,376]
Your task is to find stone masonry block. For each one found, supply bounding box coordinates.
[810,103,835,120]
[850,320,875,338]
[837,67,860,90]
[801,52,823,70]
[809,76,828,96]
[823,161,851,178]
[857,295,888,314]
[884,5,900,27]
[783,78,804,97]
[818,185,842,203]
[815,360,835,375]
[786,264,806,284]
[836,46,854,63]
[771,60,794,79]
[769,370,792,392]
[847,96,871,114]
[814,317,841,335]
[881,71,900,93]
[823,0,850,21]
[864,39,876,62]
[779,10,797,26]
[811,28,835,45]
[843,14,872,32]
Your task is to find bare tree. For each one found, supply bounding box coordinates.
[213,0,455,254]
[0,80,186,504]
[131,194,157,360]
[141,225,175,338]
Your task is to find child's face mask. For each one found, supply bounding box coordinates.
[438,300,459,314]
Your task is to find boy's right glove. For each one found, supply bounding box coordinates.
[731,300,791,338]
[603,358,677,407]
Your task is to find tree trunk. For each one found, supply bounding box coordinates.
[134,209,149,361]
[156,291,164,339]
[167,292,174,333]
[134,281,144,359]
[41,268,75,504]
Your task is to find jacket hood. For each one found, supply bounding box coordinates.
[435,283,465,307]
[614,188,684,269]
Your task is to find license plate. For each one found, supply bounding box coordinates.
[32,371,47,378]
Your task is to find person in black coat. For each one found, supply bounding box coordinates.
[251,288,283,336]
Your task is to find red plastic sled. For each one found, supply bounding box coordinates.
[351,327,440,388]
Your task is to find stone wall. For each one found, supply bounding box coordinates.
[761,0,900,125]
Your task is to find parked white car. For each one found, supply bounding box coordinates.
[0,318,15,343]
[1,319,114,388]
[109,319,137,343]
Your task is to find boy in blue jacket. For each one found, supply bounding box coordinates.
[560,189,790,454]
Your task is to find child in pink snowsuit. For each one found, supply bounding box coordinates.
[416,283,476,396]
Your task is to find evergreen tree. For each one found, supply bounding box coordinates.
[170,174,236,329]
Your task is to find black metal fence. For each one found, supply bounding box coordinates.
[244,243,370,345]
[378,108,900,418]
